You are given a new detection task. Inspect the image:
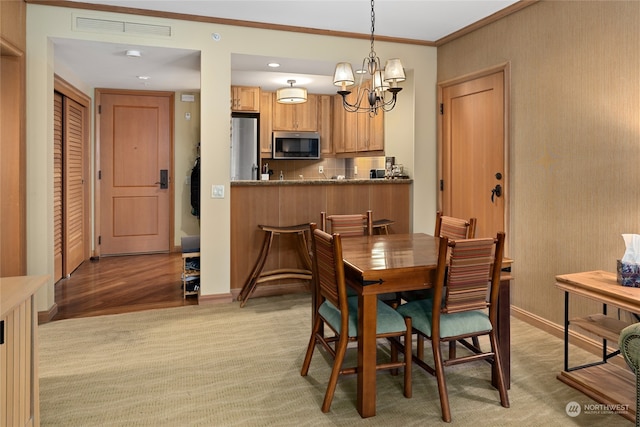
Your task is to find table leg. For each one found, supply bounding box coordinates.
[357,292,378,418]
[493,278,511,388]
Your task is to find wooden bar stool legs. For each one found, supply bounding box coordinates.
[237,224,312,307]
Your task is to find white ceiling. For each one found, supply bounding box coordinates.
[54,0,519,93]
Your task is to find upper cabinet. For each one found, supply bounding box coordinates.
[273,94,318,131]
[318,95,333,155]
[332,81,384,155]
[231,86,260,112]
[260,91,273,156]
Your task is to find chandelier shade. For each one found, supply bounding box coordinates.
[276,80,307,104]
[333,0,404,115]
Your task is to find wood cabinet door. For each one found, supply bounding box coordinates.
[365,111,384,152]
[272,101,296,130]
[231,86,260,112]
[332,95,345,153]
[295,94,318,131]
[259,91,273,156]
[318,95,333,155]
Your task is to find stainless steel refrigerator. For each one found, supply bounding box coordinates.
[230,114,259,181]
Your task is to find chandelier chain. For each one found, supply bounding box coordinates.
[370,0,376,58]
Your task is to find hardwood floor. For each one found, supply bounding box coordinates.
[52,253,198,321]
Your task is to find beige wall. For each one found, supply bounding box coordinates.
[438,1,640,328]
[26,4,437,311]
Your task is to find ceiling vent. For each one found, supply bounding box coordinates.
[74,16,172,37]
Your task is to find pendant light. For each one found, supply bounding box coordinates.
[276,80,307,104]
[333,0,405,116]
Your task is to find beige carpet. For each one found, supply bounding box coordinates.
[39,293,632,426]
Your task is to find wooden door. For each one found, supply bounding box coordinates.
[54,79,90,280]
[63,96,87,273]
[440,69,507,239]
[98,90,173,255]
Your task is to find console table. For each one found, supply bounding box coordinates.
[555,270,638,422]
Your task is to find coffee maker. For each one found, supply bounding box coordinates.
[385,156,395,178]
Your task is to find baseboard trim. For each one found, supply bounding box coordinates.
[38,303,58,324]
[198,293,234,305]
[511,305,627,368]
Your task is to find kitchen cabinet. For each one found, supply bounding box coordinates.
[260,91,273,156]
[332,82,384,155]
[273,94,318,131]
[231,86,260,112]
[318,95,333,155]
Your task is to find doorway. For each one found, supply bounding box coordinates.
[96,89,174,256]
[438,64,510,242]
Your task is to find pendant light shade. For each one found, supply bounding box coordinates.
[276,80,307,104]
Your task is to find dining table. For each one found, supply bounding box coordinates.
[339,232,513,418]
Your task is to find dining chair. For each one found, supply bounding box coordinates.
[396,232,509,423]
[434,210,477,241]
[403,211,480,351]
[320,210,400,307]
[301,223,412,413]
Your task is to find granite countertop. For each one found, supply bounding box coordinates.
[231,178,413,186]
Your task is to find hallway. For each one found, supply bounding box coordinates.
[51,252,198,321]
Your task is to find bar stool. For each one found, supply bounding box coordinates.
[373,218,395,235]
[237,223,312,307]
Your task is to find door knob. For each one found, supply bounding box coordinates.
[491,184,502,203]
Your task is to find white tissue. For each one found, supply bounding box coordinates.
[621,234,640,263]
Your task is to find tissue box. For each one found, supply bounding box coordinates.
[617,260,640,287]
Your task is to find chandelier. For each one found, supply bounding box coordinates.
[333,0,405,116]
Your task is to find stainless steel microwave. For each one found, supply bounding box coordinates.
[272,131,321,159]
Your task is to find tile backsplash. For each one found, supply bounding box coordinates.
[261,157,386,180]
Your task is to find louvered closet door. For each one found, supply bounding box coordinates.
[63,97,86,275]
[53,92,63,282]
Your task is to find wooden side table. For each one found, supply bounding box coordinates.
[555,270,639,422]
[237,223,312,307]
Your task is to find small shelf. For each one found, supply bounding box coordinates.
[182,251,200,298]
[570,314,631,343]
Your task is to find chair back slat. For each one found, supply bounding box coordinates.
[312,228,343,309]
[435,211,477,240]
[321,210,373,237]
[444,237,495,313]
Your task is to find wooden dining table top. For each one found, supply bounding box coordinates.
[340,232,438,295]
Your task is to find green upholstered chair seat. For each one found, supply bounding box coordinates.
[396,299,492,338]
[319,296,407,337]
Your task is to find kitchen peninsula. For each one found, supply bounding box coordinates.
[230,179,412,299]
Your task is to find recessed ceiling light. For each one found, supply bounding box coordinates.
[268,62,280,68]
[126,50,141,57]
[137,75,151,80]
[355,68,367,74]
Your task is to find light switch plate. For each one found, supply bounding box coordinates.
[211,184,224,199]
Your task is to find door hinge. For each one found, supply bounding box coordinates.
[0,320,4,345]
[98,236,101,245]
[440,103,444,115]
[440,179,444,191]
[98,170,101,180]
[98,105,102,114]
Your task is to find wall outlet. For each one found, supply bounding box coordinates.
[318,165,324,174]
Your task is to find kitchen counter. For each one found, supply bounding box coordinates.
[230,179,411,299]
[231,178,412,186]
